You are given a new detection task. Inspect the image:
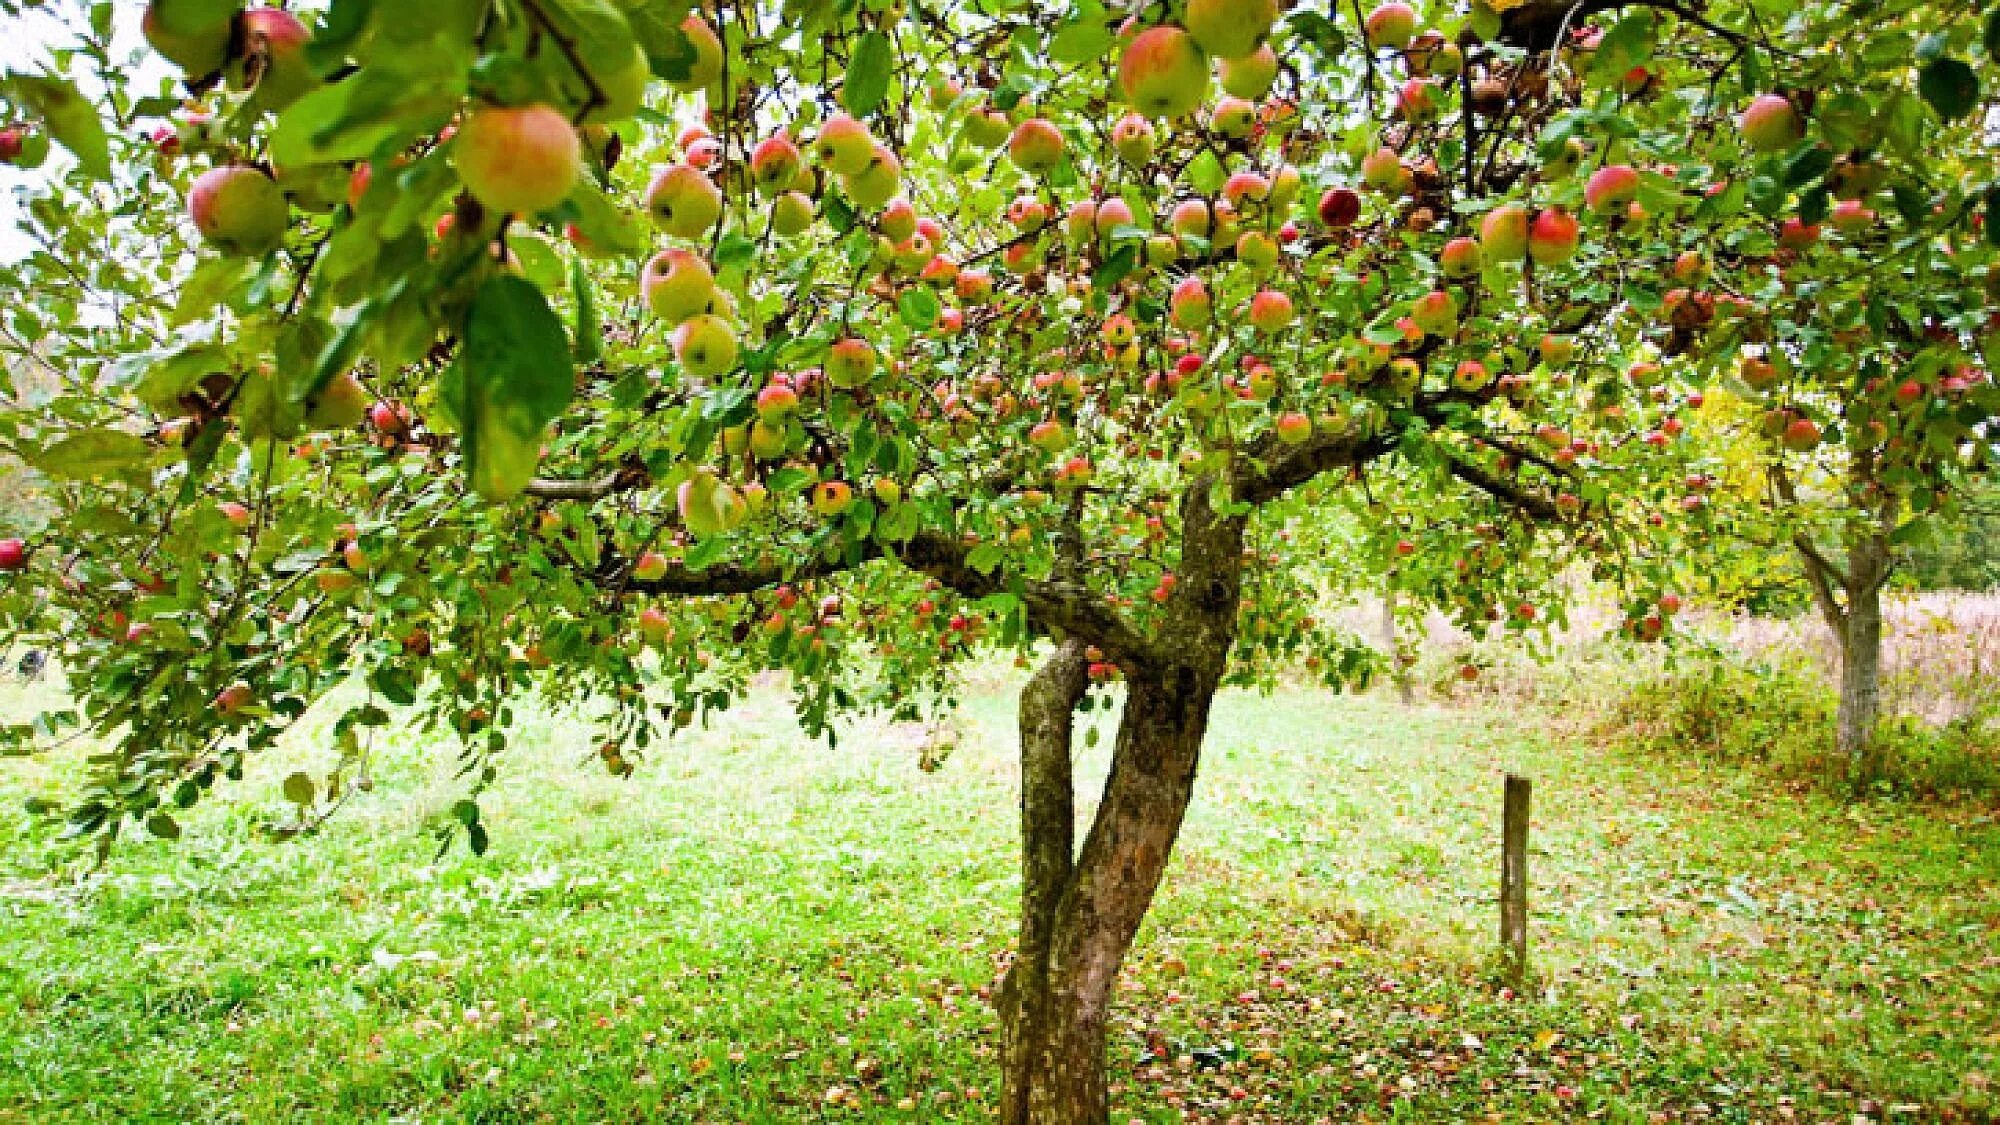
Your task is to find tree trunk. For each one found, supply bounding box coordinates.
[999,662,1217,1124]
[1836,535,1889,774]
[1380,585,1414,707]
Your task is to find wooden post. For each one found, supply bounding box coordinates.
[1500,773,1531,988]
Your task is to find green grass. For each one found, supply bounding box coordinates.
[0,666,1995,1122]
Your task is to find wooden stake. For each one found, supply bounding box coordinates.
[1500,773,1531,988]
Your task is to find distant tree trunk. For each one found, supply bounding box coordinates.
[1380,584,1414,706]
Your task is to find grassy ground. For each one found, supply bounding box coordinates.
[0,666,1995,1123]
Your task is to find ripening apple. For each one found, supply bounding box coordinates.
[1583,164,1640,214]
[1248,290,1294,334]
[1275,412,1313,445]
[672,16,723,91]
[879,198,919,243]
[1365,2,1417,50]
[812,480,854,518]
[1236,231,1280,270]
[1739,355,1778,388]
[1220,46,1279,99]
[1360,148,1405,192]
[826,338,879,389]
[229,8,316,110]
[645,162,723,239]
[1480,202,1529,261]
[188,165,291,256]
[1211,97,1256,138]
[1527,208,1579,265]
[1777,217,1820,250]
[1739,94,1801,153]
[750,135,803,196]
[1094,197,1137,238]
[1101,314,1137,347]
[1539,334,1574,365]
[749,419,789,460]
[632,550,670,582]
[842,145,902,209]
[679,471,747,536]
[1831,198,1875,234]
[1186,0,1278,60]
[304,370,370,430]
[1169,198,1212,240]
[1396,79,1438,122]
[219,501,252,529]
[1008,119,1065,173]
[671,314,740,379]
[1224,172,1270,209]
[1452,359,1490,390]
[1411,289,1457,336]
[962,108,1012,149]
[814,113,875,175]
[642,249,717,324]
[1318,186,1361,228]
[1118,26,1211,119]
[767,191,816,239]
[455,104,581,217]
[213,682,253,716]
[1171,277,1212,330]
[0,538,25,571]
[143,0,235,74]
[1439,236,1481,276]
[1782,416,1821,451]
[1112,114,1157,165]
[1029,419,1069,452]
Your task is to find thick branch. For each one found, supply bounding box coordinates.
[1442,450,1566,522]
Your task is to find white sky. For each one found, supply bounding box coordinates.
[1,2,163,263]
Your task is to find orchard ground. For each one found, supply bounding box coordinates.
[0,657,1995,1122]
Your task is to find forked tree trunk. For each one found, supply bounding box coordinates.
[999,658,1218,1123]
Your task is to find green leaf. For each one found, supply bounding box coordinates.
[1917,58,1979,121]
[1590,11,1654,86]
[572,257,602,364]
[31,430,153,483]
[445,275,575,502]
[1050,20,1115,65]
[898,286,941,329]
[282,773,316,804]
[844,31,893,116]
[145,812,182,840]
[270,69,461,169]
[7,74,109,181]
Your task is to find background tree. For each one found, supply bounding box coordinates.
[0,0,1995,1118]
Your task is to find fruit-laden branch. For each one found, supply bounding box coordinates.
[1231,428,1400,506]
[1440,449,1566,522]
[613,526,1161,668]
[1496,0,1751,49]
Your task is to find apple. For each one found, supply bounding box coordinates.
[671,16,723,91]
[1221,46,1280,99]
[879,198,919,242]
[1360,148,1406,193]
[1777,217,1820,249]
[1318,186,1362,228]
[1452,359,1490,390]
[1539,335,1574,365]
[305,370,370,430]
[1583,164,1640,214]
[1118,26,1211,119]
[679,471,748,536]
[671,314,740,379]
[638,606,673,644]
[750,134,803,196]
[812,480,854,518]
[1782,416,1821,451]
[1275,412,1313,445]
[841,145,902,209]
[644,162,723,239]
[143,0,236,74]
[1365,2,1418,50]
[213,682,253,715]
[1210,97,1256,138]
[1527,208,1579,265]
[1029,419,1069,452]
[1396,79,1438,122]
[642,249,717,324]
[962,108,1012,149]
[1480,202,1529,261]
[368,401,405,434]
[0,538,25,571]
[188,166,291,256]
[826,338,879,389]
[1236,231,1280,270]
[748,420,789,460]
[1739,94,1801,153]
[1171,277,1212,330]
[454,104,581,217]
[1411,290,1457,336]
[1185,0,1279,60]
[770,191,816,239]
[813,113,875,175]
[1112,114,1157,165]
[1439,236,1481,276]
[632,550,670,582]
[1101,314,1137,346]
[1008,119,1065,173]
[1830,198,1875,234]
[224,7,316,110]
[1094,197,1137,238]
[1248,289,1295,334]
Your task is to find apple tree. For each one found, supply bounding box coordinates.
[1,0,1993,1117]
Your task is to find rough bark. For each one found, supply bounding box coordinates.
[1835,534,1890,773]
